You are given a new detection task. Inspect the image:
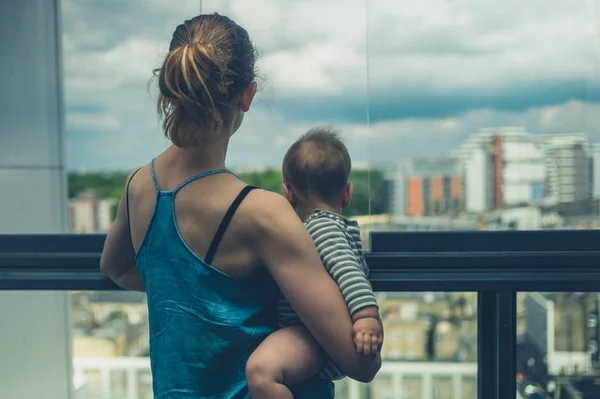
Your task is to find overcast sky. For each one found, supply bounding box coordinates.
[63,0,600,171]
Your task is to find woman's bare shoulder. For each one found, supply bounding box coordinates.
[237,189,306,244]
[242,189,296,225]
[125,164,152,191]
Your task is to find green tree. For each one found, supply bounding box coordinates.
[343,169,387,217]
[67,167,389,217]
[237,169,284,195]
[68,172,128,199]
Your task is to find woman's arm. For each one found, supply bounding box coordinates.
[249,191,381,383]
[100,170,145,292]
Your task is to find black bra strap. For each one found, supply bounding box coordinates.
[204,186,257,265]
[126,167,143,237]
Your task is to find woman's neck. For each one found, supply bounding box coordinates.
[167,138,229,172]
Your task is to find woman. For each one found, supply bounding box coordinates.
[100,13,381,398]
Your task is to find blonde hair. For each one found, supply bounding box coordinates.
[155,13,256,148]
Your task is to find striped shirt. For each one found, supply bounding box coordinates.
[276,210,379,380]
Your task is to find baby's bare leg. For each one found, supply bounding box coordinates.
[246,325,323,399]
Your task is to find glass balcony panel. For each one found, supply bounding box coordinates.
[71,291,477,398]
[20,0,594,398]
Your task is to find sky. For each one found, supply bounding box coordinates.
[63,0,600,171]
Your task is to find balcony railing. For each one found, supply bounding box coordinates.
[2,230,600,399]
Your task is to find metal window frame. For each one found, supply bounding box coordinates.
[2,230,600,399]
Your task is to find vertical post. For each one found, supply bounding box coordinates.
[0,1,72,398]
[422,373,433,399]
[452,373,462,399]
[392,373,403,398]
[364,381,372,399]
[478,291,497,398]
[478,291,517,399]
[100,367,111,398]
[127,368,138,399]
[497,291,517,399]
[347,380,361,399]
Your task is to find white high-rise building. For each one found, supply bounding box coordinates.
[501,136,546,206]
[590,144,600,199]
[455,128,546,213]
[463,147,493,213]
[535,134,590,205]
[68,190,117,233]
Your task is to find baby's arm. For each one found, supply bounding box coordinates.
[306,217,383,357]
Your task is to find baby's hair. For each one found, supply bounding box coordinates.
[154,13,257,148]
[282,126,352,204]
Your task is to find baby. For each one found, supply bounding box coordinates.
[246,127,383,398]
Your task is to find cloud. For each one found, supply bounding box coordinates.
[61,0,600,171]
[67,112,120,132]
[207,0,600,122]
[62,0,202,51]
[68,99,600,171]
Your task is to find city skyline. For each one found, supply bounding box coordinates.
[64,0,600,172]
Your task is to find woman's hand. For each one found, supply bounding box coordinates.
[247,191,381,383]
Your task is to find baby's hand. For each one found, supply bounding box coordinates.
[352,317,383,358]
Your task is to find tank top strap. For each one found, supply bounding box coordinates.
[172,169,236,195]
[150,158,161,192]
[204,185,257,265]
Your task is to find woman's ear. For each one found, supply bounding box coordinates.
[239,82,257,112]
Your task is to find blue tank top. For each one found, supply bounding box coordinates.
[130,160,335,399]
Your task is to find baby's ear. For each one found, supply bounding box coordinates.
[282,183,295,205]
[342,182,353,209]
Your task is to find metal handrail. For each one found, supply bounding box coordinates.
[2,230,600,399]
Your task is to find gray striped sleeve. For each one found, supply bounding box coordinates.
[305,217,378,315]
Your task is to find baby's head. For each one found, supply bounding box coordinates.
[282,127,353,219]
